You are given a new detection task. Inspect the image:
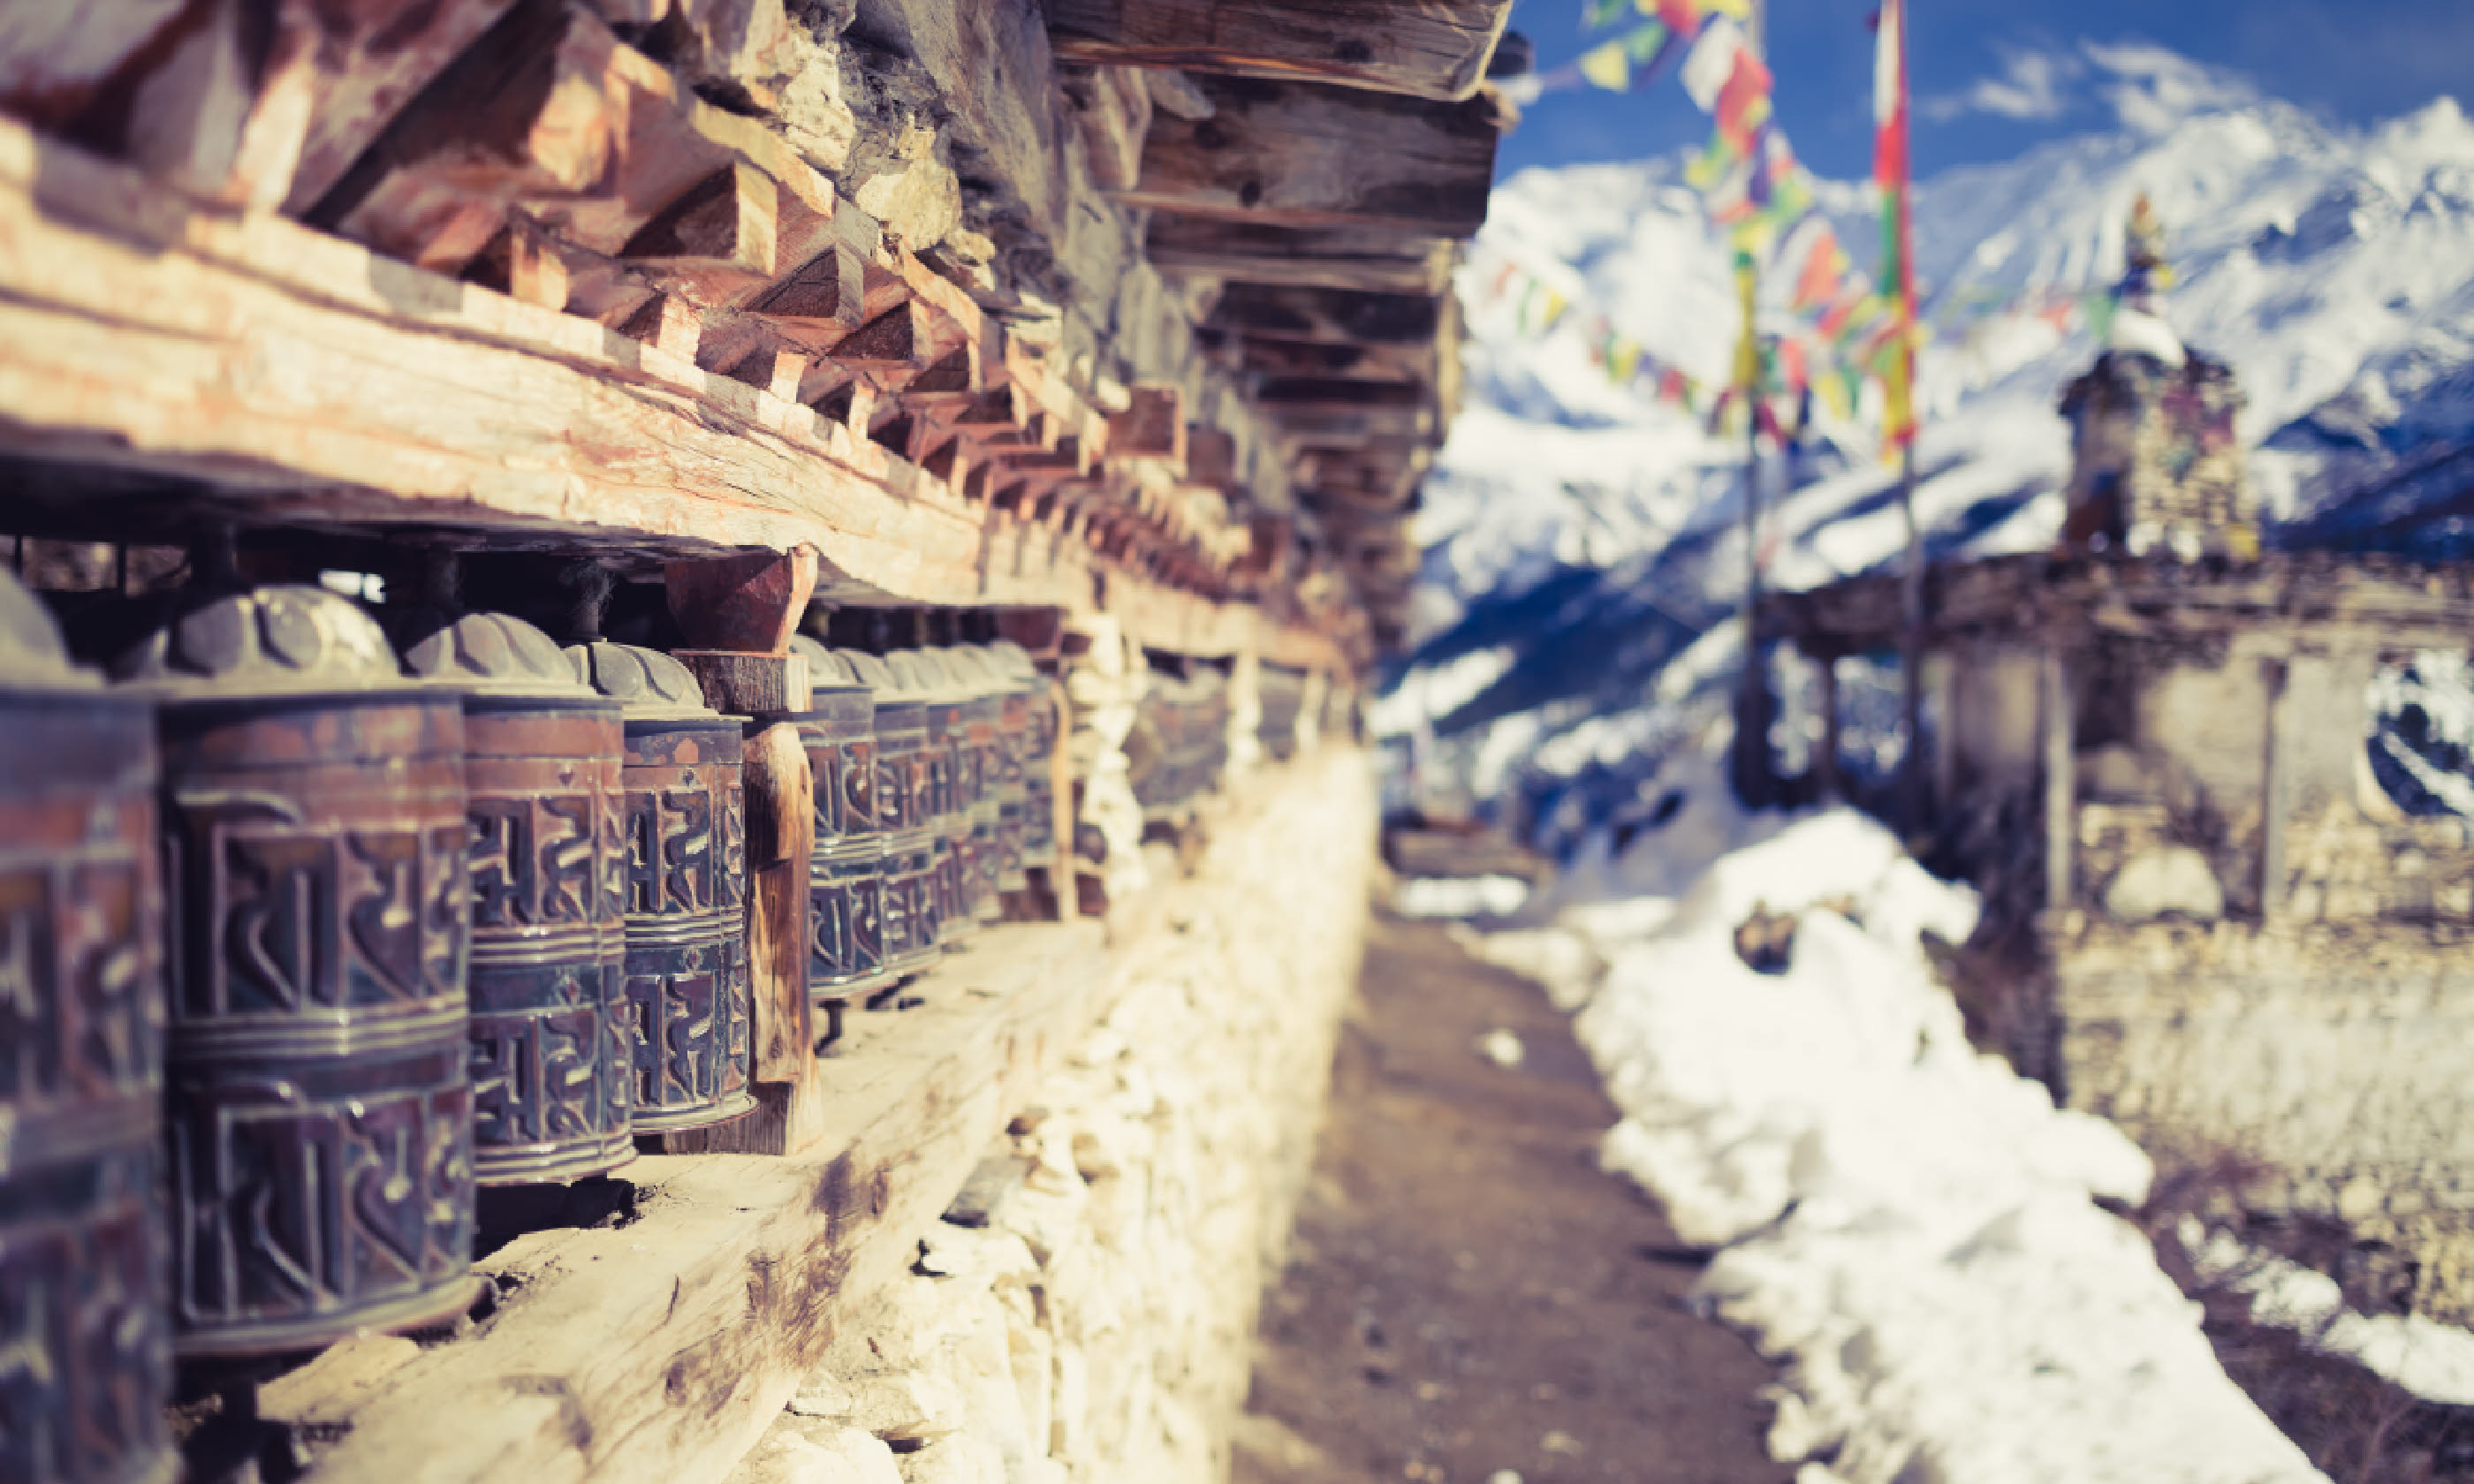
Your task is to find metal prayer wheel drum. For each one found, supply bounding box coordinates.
[945,647,1008,920]
[849,650,941,980]
[1191,667,1232,802]
[568,643,753,1132]
[959,644,1033,892]
[0,570,176,1484]
[788,637,889,1004]
[399,611,630,1185]
[1258,662,1306,762]
[119,586,476,1358]
[989,640,1059,873]
[885,649,974,947]
[1130,670,1180,823]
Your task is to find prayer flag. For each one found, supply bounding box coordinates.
[1874,0,1917,447]
[1681,17,1748,111]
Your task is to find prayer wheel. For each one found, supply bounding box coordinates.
[567,643,753,1132]
[945,647,1007,922]
[848,650,942,980]
[398,610,631,1184]
[122,586,476,1357]
[788,637,891,1005]
[886,650,974,948]
[1258,662,1306,762]
[0,570,176,1483]
[1130,669,1178,823]
[959,644,1032,892]
[989,640,1059,873]
[1190,666,1231,802]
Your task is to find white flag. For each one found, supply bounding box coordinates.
[1681,15,1747,113]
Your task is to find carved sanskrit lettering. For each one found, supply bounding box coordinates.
[171,1054,472,1347]
[466,798,533,929]
[843,738,877,831]
[0,1147,172,1484]
[716,782,745,912]
[537,794,596,925]
[628,951,719,1115]
[193,814,449,1019]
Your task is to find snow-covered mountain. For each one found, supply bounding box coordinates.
[1385,47,2474,834]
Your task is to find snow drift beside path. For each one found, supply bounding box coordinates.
[1472,802,2327,1483]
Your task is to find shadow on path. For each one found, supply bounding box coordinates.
[1235,911,1789,1484]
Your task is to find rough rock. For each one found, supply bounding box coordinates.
[895,1435,1005,1484]
[732,1423,903,1484]
[725,751,1377,1484]
[2103,845,2225,922]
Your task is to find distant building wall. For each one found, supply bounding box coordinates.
[1776,555,2474,1321]
[2051,626,2474,1321]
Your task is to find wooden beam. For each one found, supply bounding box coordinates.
[1148,218,1457,294]
[1109,384,1186,466]
[0,117,1341,670]
[665,547,819,653]
[1207,283,1444,344]
[1113,75,1501,235]
[1059,64,1152,193]
[618,158,781,309]
[1050,0,1514,102]
[306,0,726,271]
[283,0,523,213]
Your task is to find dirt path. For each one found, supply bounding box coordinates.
[1233,912,1790,1484]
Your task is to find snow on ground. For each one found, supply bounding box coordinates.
[1458,761,2330,1482]
[2183,1221,2474,1407]
[1391,874,1532,920]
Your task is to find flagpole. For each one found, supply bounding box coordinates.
[1730,0,1770,809]
[1899,438,1925,830]
[1892,0,1926,839]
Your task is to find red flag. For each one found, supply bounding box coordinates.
[1791,225,1842,311]
[1873,0,1916,447]
[1653,0,1705,37]
[1715,48,1773,155]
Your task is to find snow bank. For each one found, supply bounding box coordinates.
[2185,1220,2474,1406]
[1471,797,2328,1484]
[1392,874,1531,920]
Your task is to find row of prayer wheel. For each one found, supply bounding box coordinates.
[0,566,1058,1484]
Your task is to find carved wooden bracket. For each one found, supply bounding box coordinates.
[665,544,820,653]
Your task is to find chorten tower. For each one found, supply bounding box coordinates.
[2057,195,2256,558]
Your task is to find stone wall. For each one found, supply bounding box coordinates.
[725,748,1376,1484]
[1931,620,2474,1319]
[2056,918,2474,1320]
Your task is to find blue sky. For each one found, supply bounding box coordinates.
[1494,0,2474,182]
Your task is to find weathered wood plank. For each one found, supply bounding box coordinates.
[306,917,1107,1484]
[0,118,1342,670]
[1147,218,1459,294]
[1207,283,1446,344]
[308,0,725,270]
[1050,0,1514,102]
[1113,75,1501,235]
[1060,64,1151,193]
[283,0,522,213]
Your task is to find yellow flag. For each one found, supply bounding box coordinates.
[1578,39,1633,91]
[1878,344,1913,460]
[1733,254,1760,394]
[1815,369,1852,423]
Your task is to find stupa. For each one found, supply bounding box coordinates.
[2057,195,2257,559]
